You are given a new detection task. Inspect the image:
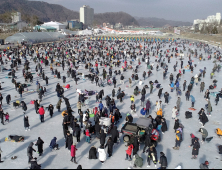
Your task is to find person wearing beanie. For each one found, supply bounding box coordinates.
[189,135,200,159]
[200,161,209,169]
[159,152,167,169]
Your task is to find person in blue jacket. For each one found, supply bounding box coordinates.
[191,95,195,108]
[140,108,146,117]
[49,137,59,150]
[98,101,104,112]
[170,82,174,92]
[176,81,179,91]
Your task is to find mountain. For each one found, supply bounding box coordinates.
[94,12,139,26]
[0,0,139,26]
[135,16,192,27]
[0,0,79,22]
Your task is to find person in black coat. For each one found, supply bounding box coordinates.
[65,131,73,150]
[30,158,41,169]
[48,104,54,118]
[133,137,139,155]
[95,122,101,139]
[21,101,27,113]
[99,90,104,100]
[24,115,30,131]
[79,111,83,128]
[161,118,168,134]
[63,76,66,84]
[173,119,179,133]
[143,133,152,153]
[6,94,11,105]
[110,126,119,143]
[190,137,200,159]
[112,89,115,98]
[159,152,167,169]
[63,97,70,109]
[75,124,81,143]
[100,129,106,146]
[35,137,44,156]
[34,100,39,114]
[198,109,208,126]
[88,146,97,159]
[45,76,49,86]
[158,88,163,99]
[105,137,114,157]
[27,142,36,164]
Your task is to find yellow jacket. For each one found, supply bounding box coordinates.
[130,96,134,102]
[157,109,163,116]
[216,128,222,136]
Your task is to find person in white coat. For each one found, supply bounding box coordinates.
[172,106,178,119]
[139,80,143,86]
[156,101,162,112]
[98,145,107,164]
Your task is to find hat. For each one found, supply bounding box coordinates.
[190,133,195,139]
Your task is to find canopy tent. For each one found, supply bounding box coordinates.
[5,32,67,44]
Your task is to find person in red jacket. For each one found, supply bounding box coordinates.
[70,144,77,164]
[125,143,133,161]
[38,106,45,123]
[85,128,90,143]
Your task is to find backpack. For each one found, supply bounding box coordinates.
[185,111,192,119]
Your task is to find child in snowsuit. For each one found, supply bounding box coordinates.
[5,112,9,123]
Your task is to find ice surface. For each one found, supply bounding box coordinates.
[0,40,222,169]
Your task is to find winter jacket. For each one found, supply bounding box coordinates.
[38,107,45,115]
[140,108,146,116]
[98,103,104,111]
[24,116,29,128]
[71,145,77,157]
[207,101,212,112]
[77,102,81,109]
[134,154,143,168]
[35,138,44,154]
[157,108,163,116]
[200,163,209,169]
[98,148,107,162]
[126,144,133,156]
[172,108,178,119]
[192,140,200,156]
[176,98,181,110]
[191,95,195,102]
[65,134,73,150]
[50,137,57,149]
[100,130,106,145]
[176,130,182,142]
[200,128,208,138]
[146,100,151,110]
[156,102,162,111]
[89,147,97,159]
[110,126,119,143]
[27,142,35,157]
[216,128,222,136]
[159,153,168,167]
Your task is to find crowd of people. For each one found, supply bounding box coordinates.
[0,36,222,169]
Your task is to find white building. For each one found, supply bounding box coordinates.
[11,12,21,23]
[80,5,94,26]
[41,21,66,31]
[193,13,221,30]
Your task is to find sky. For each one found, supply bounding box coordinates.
[30,0,222,22]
